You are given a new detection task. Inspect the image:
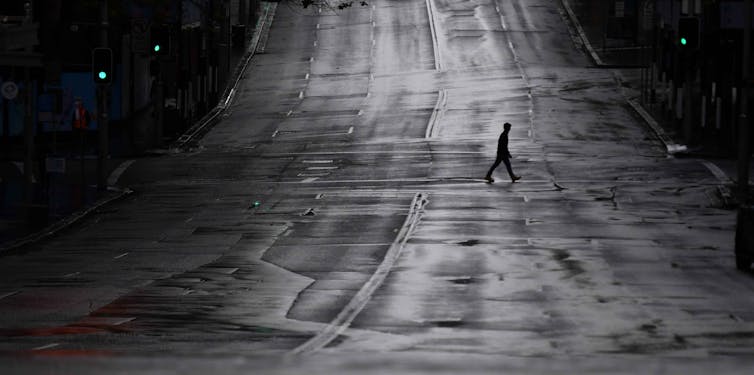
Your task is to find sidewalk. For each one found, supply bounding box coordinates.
[0,2,279,253]
[562,0,754,191]
[0,155,130,249]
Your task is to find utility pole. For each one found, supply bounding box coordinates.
[738,0,752,202]
[97,0,109,191]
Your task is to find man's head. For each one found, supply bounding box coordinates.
[74,97,83,108]
[503,122,512,131]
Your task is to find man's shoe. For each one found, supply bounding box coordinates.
[511,175,521,183]
[484,176,494,183]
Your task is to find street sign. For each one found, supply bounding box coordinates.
[1,81,18,100]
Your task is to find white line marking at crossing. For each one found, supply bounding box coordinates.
[289,193,428,355]
[32,343,59,351]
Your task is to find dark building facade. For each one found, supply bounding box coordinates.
[0,0,260,239]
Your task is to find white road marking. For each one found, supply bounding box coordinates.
[307,166,338,170]
[32,343,59,351]
[272,130,279,138]
[268,151,488,156]
[348,126,354,134]
[493,4,534,141]
[107,159,135,186]
[298,91,304,99]
[305,73,310,80]
[313,40,317,47]
[425,0,442,71]
[80,316,136,326]
[289,193,428,355]
[523,195,530,202]
[701,161,732,184]
[63,272,80,278]
[425,89,447,138]
[315,193,324,199]
[316,23,320,29]
[0,290,20,300]
[113,252,129,260]
[302,159,334,164]
[301,177,319,183]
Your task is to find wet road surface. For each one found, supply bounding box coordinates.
[2,0,754,372]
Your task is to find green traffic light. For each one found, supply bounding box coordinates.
[98,71,107,80]
[681,37,687,46]
[154,44,161,52]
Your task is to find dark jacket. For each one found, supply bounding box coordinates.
[497,131,512,158]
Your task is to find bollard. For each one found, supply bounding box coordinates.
[716,97,722,130]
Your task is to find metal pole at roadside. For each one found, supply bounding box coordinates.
[97,0,109,191]
[22,1,34,222]
[738,0,752,203]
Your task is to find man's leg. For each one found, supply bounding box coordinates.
[502,157,521,182]
[486,156,502,179]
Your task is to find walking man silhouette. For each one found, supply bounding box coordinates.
[484,122,521,183]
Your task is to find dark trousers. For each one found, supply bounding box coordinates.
[486,155,514,179]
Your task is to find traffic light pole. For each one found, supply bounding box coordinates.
[23,2,34,224]
[97,0,109,191]
[683,50,693,143]
[738,0,752,203]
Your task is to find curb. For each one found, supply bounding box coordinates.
[0,187,133,254]
[626,99,687,155]
[560,0,604,67]
[172,1,278,150]
[559,0,687,156]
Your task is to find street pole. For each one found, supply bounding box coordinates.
[23,1,34,223]
[683,49,693,143]
[97,0,109,191]
[3,96,9,159]
[738,0,752,202]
